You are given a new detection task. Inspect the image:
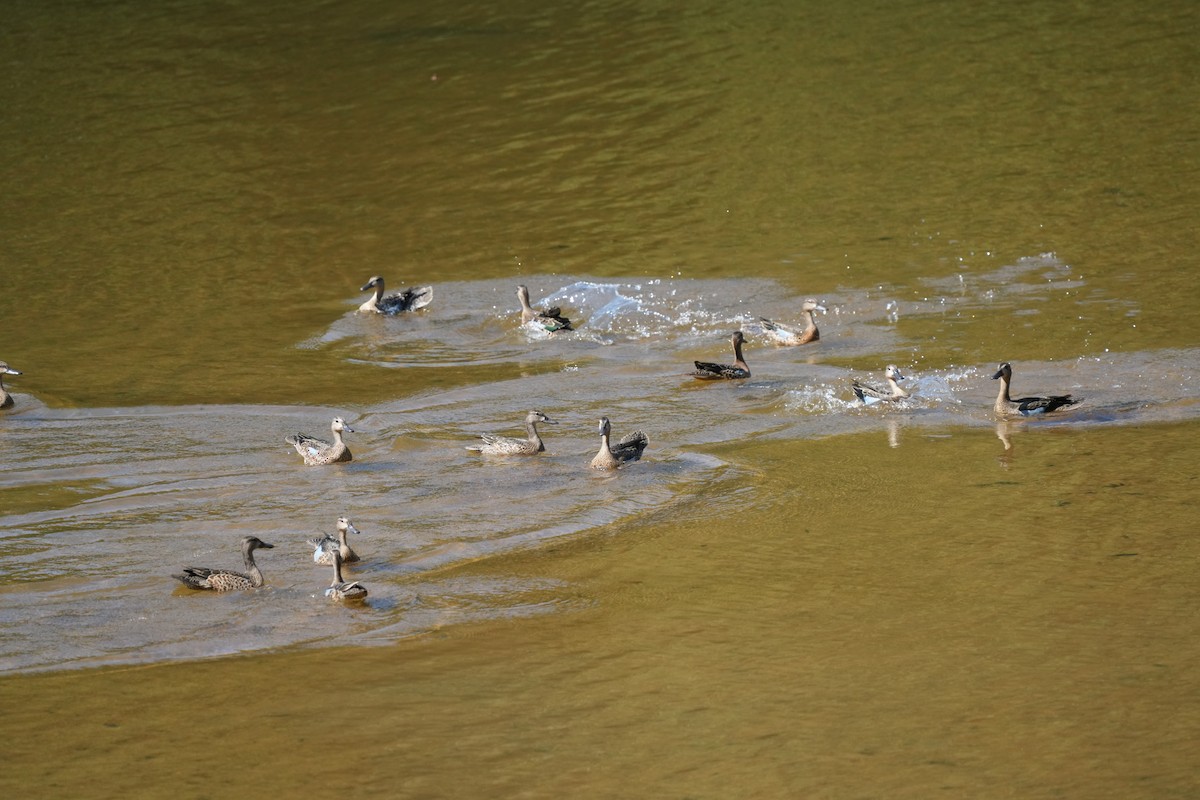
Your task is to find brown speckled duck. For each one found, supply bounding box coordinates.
[286,417,355,465]
[324,549,368,602]
[516,285,573,332]
[173,536,275,592]
[308,517,361,565]
[590,417,648,470]
[358,275,432,314]
[760,299,826,346]
[692,331,750,380]
[0,361,22,410]
[852,365,909,405]
[992,362,1080,416]
[466,410,557,455]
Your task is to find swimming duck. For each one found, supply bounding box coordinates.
[852,365,909,405]
[992,362,1080,416]
[358,275,433,314]
[760,299,826,345]
[173,536,275,591]
[325,549,368,602]
[692,331,750,380]
[516,285,573,332]
[285,417,355,465]
[589,417,648,470]
[308,517,361,565]
[466,410,557,455]
[0,362,21,410]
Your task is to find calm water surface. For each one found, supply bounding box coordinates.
[2,0,1198,797]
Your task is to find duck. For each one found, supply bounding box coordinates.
[0,361,21,410]
[466,410,557,455]
[358,275,433,314]
[589,417,648,470]
[691,331,750,380]
[325,549,368,602]
[308,517,361,565]
[285,417,355,465]
[992,362,1080,416]
[173,536,275,591]
[852,365,909,405]
[516,285,573,332]
[760,299,826,345]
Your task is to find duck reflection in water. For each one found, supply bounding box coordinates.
[996,419,1015,467]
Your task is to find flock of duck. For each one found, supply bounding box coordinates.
[0,274,1082,604]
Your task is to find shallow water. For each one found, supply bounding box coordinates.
[2,0,1199,797]
[4,262,1198,672]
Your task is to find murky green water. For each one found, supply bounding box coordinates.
[2,0,1198,797]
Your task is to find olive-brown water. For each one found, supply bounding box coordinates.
[2,0,1199,797]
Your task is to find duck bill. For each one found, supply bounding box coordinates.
[991,369,1004,380]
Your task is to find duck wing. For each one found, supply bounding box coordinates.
[286,433,332,459]
[466,433,533,454]
[759,318,798,343]
[692,361,748,380]
[327,581,369,600]
[380,286,433,313]
[612,431,648,462]
[173,567,216,589]
[1015,394,1078,414]
[173,566,251,591]
[308,535,337,563]
[534,308,573,332]
[544,316,573,332]
[852,380,887,403]
[286,433,329,448]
